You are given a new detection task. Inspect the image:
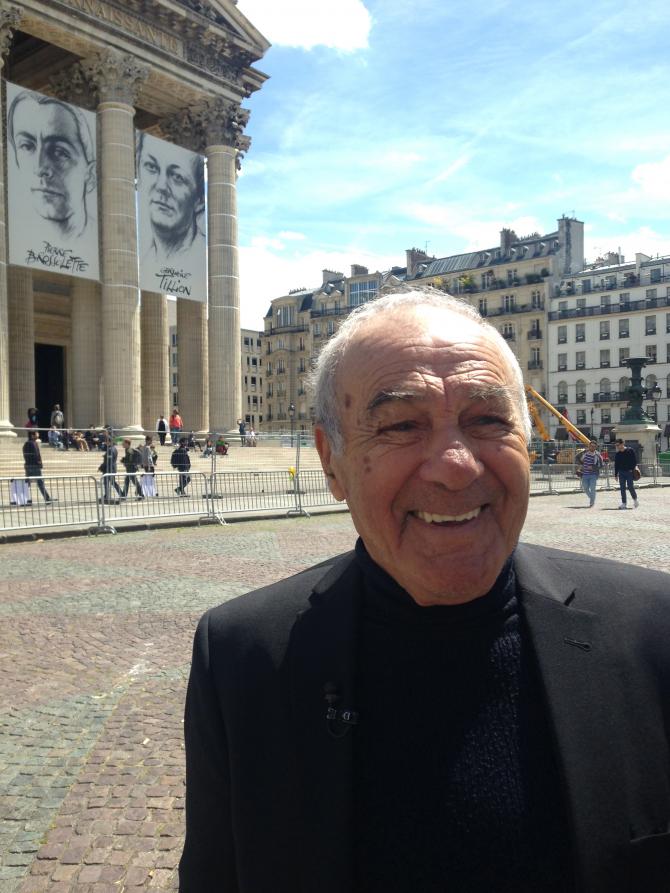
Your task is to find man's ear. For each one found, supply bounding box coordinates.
[314,425,346,502]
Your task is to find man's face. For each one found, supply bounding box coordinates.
[139,141,203,236]
[316,307,530,606]
[12,98,94,224]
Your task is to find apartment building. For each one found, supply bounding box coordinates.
[546,253,670,443]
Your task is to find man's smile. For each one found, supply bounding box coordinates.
[411,506,483,525]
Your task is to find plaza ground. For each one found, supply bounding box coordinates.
[1,489,669,892]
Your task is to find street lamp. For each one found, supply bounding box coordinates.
[646,384,662,422]
[288,402,295,447]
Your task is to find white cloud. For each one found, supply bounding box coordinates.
[405,203,544,251]
[236,0,372,51]
[277,230,306,241]
[584,226,670,266]
[238,235,397,329]
[630,154,670,202]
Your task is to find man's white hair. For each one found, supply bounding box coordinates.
[309,288,532,453]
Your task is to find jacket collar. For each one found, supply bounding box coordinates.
[289,544,632,892]
[514,543,631,889]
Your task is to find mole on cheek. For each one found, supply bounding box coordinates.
[363,456,372,473]
[343,393,352,409]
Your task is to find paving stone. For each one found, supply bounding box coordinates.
[2,504,668,890]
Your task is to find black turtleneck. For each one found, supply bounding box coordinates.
[353,540,572,893]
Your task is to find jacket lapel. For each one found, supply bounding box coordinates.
[515,544,631,891]
[287,555,360,893]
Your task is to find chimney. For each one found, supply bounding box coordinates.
[322,269,343,285]
[406,247,431,279]
[350,264,368,277]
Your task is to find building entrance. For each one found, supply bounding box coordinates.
[35,344,65,430]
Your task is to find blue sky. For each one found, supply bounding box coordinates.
[234,0,670,328]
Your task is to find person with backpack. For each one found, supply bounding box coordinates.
[120,439,144,499]
[171,436,191,495]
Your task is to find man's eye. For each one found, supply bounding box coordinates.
[379,420,418,433]
[144,161,158,173]
[51,146,72,162]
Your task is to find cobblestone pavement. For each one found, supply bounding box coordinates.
[1,489,669,892]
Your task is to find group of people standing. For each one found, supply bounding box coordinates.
[98,433,192,503]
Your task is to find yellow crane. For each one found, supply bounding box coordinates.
[525,385,591,446]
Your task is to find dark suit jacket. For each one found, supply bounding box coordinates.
[179,543,670,892]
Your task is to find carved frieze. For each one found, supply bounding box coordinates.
[0,5,22,65]
[160,96,251,160]
[49,63,98,110]
[81,48,150,105]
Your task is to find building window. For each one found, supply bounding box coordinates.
[502,295,515,312]
[172,352,177,366]
[600,349,610,368]
[650,268,661,283]
[576,298,586,312]
[645,316,656,335]
[531,290,542,308]
[479,298,487,316]
[646,345,657,363]
[582,279,591,293]
[558,300,568,314]
[557,325,567,344]
[327,320,336,335]
[576,410,586,425]
[575,351,585,369]
[173,393,178,407]
[576,324,585,342]
[557,381,568,403]
[601,295,611,310]
[599,320,610,340]
[576,380,586,402]
[557,353,567,372]
[601,408,611,423]
[349,280,378,307]
[171,333,178,346]
[646,288,657,300]
[277,305,295,327]
[172,373,178,387]
[619,347,630,366]
[502,323,514,340]
[313,323,321,336]
[618,319,629,338]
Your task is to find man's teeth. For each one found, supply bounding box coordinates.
[415,508,481,524]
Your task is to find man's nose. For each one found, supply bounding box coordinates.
[156,170,171,194]
[418,434,482,489]
[37,145,52,179]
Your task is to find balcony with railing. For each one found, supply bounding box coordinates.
[265,324,308,334]
[527,329,542,339]
[592,391,626,403]
[527,360,543,370]
[549,293,670,320]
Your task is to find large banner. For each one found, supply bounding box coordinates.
[136,131,207,301]
[6,82,99,280]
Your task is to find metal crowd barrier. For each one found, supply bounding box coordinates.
[98,471,214,532]
[528,461,669,495]
[0,474,100,534]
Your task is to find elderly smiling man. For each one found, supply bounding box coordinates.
[179,291,670,893]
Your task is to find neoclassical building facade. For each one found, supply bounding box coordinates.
[0,0,269,437]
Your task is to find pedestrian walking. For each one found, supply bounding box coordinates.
[156,414,168,446]
[577,440,604,507]
[22,430,52,503]
[139,435,158,497]
[169,409,183,445]
[171,437,191,495]
[120,439,144,499]
[238,419,246,446]
[99,433,123,503]
[614,438,639,509]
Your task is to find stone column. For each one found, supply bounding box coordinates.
[71,279,103,428]
[162,98,251,434]
[140,290,170,432]
[7,266,34,426]
[82,50,148,435]
[176,297,209,434]
[0,6,21,437]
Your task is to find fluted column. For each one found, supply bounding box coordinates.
[71,279,103,428]
[140,290,170,431]
[81,50,148,434]
[176,296,209,434]
[7,266,34,425]
[0,6,21,437]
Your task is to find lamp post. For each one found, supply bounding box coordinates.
[288,402,295,447]
[646,384,662,423]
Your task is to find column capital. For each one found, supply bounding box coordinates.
[160,96,250,161]
[49,62,98,111]
[0,5,21,68]
[81,49,149,106]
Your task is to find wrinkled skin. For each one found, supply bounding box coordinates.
[316,306,530,605]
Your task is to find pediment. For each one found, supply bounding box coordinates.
[173,0,270,55]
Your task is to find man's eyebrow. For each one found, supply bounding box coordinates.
[15,129,36,142]
[366,389,424,414]
[366,383,517,415]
